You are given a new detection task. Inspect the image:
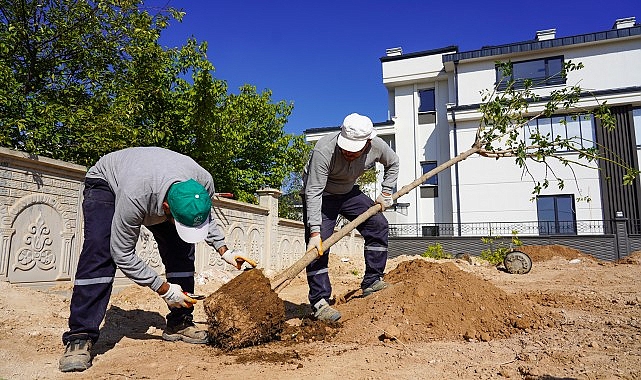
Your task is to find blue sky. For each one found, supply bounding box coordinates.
[145,0,639,136]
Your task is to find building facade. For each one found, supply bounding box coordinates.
[306,17,641,236]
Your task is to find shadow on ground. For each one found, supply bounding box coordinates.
[93,306,166,355]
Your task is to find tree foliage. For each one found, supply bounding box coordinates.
[0,0,310,203]
[278,171,303,221]
[356,167,378,198]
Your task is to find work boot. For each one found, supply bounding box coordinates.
[59,337,92,372]
[162,315,209,344]
[313,299,341,322]
[362,279,389,297]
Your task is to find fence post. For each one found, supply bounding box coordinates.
[614,211,630,260]
[256,188,282,270]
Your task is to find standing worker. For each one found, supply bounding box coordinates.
[59,147,256,372]
[302,113,399,322]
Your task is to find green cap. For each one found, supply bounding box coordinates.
[167,179,212,243]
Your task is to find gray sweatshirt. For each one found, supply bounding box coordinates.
[302,132,399,233]
[86,147,227,291]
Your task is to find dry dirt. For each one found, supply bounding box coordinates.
[1,245,640,380]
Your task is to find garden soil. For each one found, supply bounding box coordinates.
[1,245,640,380]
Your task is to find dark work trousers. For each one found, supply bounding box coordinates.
[62,177,196,345]
[303,186,388,307]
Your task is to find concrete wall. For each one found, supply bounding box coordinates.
[0,147,363,289]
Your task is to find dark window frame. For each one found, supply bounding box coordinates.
[633,108,641,148]
[525,113,595,151]
[496,55,566,90]
[418,88,436,113]
[536,194,577,235]
[420,161,438,198]
[420,161,438,186]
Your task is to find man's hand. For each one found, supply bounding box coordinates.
[221,249,257,270]
[307,234,323,256]
[160,283,197,308]
[376,192,394,210]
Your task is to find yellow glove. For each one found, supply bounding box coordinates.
[221,249,257,270]
[307,234,323,256]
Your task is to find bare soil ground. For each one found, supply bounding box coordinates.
[1,245,640,380]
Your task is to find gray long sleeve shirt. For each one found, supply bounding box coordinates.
[302,132,400,233]
[86,147,227,291]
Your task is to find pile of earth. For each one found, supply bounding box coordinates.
[275,258,557,347]
[616,250,641,265]
[519,244,596,262]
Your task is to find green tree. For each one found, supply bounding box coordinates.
[0,0,309,203]
[278,171,303,221]
[356,167,378,199]
[275,62,641,290]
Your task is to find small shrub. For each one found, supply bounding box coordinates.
[421,243,452,260]
[480,231,522,265]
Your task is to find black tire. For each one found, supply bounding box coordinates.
[503,250,532,274]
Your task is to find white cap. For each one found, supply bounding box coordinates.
[337,113,376,152]
[174,215,210,243]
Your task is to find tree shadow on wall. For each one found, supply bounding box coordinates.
[92,305,167,356]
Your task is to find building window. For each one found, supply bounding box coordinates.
[536,194,577,235]
[496,56,565,89]
[420,161,438,198]
[418,88,436,124]
[525,114,595,150]
[422,225,440,236]
[418,89,435,113]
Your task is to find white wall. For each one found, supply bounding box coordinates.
[565,39,641,92]
[454,39,641,108]
[382,50,455,86]
[380,48,461,226]
[451,120,602,223]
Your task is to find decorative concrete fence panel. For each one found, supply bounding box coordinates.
[0,148,85,287]
[0,148,364,289]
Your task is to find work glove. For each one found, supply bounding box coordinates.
[376,192,394,210]
[307,234,323,256]
[221,249,257,270]
[160,283,197,308]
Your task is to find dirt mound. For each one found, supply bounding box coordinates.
[616,250,641,264]
[331,259,556,344]
[520,244,594,262]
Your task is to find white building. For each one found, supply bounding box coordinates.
[305,17,641,236]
